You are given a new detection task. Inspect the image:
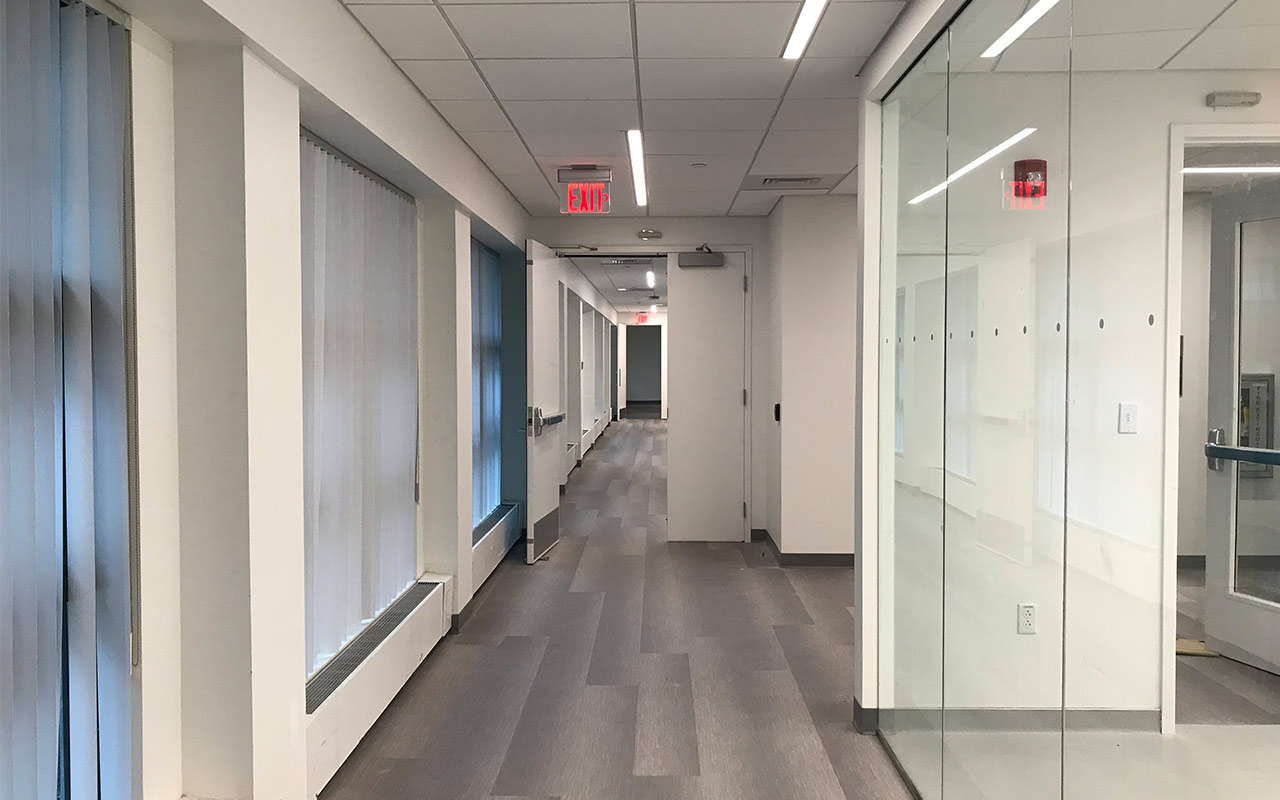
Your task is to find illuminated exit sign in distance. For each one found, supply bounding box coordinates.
[563,182,611,215]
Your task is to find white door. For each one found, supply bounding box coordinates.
[668,252,748,542]
[1204,178,1280,672]
[526,240,562,562]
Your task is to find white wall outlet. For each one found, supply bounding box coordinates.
[1017,603,1037,635]
[1118,402,1139,434]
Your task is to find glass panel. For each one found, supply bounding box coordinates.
[878,34,950,800]
[944,1,1070,796]
[1236,214,1280,604]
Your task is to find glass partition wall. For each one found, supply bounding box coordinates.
[878,0,1280,798]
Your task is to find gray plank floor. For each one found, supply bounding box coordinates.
[321,419,911,800]
[1176,567,1280,725]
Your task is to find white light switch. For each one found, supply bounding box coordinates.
[1118,402,1139,434]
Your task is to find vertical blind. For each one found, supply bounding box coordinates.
[471,239,502,526]
[300,136,419,677]
[1,2,132,799]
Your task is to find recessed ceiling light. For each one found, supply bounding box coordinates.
[650,304,658,313]
[908,128,1037,205]
[783,0,829,60]
[646,270,656,288]
[627,130,648,207]
[981,0,1061,59]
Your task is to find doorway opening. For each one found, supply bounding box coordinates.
[1176,136,1280,727]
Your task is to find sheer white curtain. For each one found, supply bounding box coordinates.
[1,2,131,799]
[471,239,502,527]
[301,136,418,676]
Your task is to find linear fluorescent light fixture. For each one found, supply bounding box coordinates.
[908,127,1038,205]
[1183,166,1280,174]
[981,0,1061,58]
[627,129,648,207]
[783,0,830,60]
[645,270,656,288]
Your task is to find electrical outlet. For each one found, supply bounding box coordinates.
[1017,603,1037,635]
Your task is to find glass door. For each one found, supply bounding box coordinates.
[1203,158,1280,674]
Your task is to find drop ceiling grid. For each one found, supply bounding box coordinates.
[343,0,903,216]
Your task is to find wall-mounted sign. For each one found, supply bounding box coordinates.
[1005,158,1047,211]
[562,182,611,215]
[636,314,648,324]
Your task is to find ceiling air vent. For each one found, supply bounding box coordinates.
[760,176,822,187]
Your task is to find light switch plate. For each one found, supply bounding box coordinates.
[1119,402,1139,434]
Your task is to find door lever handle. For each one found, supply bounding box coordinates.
[1206,427,1226,471]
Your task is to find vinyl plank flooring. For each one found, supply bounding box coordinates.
[322,419,910,800]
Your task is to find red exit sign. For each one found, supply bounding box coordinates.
[562,182,611,215]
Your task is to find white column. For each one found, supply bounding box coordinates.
[418,203,474,616]
[172,44,306,798]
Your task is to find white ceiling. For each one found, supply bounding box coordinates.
[947,0,1280,74]
[568,255,669,311]
[343,0,899,217]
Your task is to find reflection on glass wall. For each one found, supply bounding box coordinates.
[876,0,1280,798]
[878,34,949,800]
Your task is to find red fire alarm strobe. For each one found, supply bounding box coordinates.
[1006,158,1047,210]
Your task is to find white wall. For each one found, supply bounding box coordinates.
[130,22,183,800]
[771,196,859,556]
[1180,194,1212,558]
[172,44,307,797]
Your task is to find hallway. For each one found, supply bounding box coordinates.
[321,419,909,800]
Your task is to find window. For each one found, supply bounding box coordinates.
[471,239,503,526]
[301,135,419,676]
[1,2,133,796]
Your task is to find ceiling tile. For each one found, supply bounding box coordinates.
[648,153,752,190]
[504,100,639,132]
[758,128,854,156]
[443,3,633,59]
[751,153,854,174]
[493,168,560,214]
[997,31,1192,72]
[648,188,737,216]
[461,130,540,174]
[728,191,783,216]
[1166,25,1280,70]
[831,168,857,195]
[806,1,905,58]
[645,130,764,155]
[771,97,857,130]
[1070,0,1233,37]
[432,99,513,132]
[643,98,777,130]
[635,3,799,59]
[347,4,466,60]
[787,57,862,98]
[522,129,630,156]
[1216,0,1280,27]
[639,58,793,99]
[398,60,490,100]
[479,59,636,101]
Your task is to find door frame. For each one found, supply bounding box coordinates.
[1164,123,1280,733]
[545,241,757,542]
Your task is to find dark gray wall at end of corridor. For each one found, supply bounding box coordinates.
[627,325,661,402]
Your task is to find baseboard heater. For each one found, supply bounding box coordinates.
[472,503,521,593]
[306,580,439,714]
